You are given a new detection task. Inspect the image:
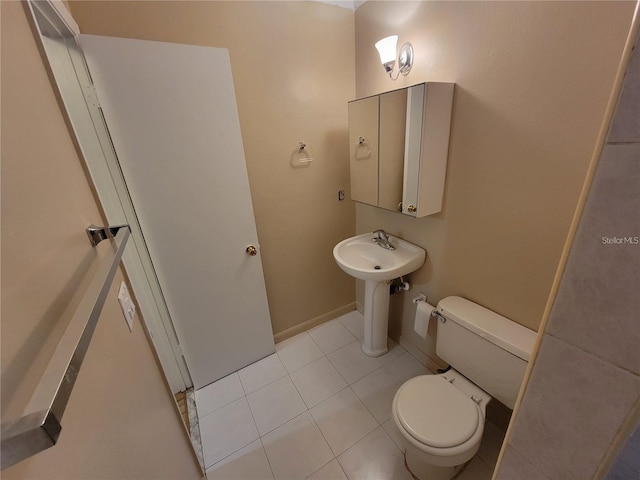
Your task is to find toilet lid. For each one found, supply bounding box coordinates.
[395,375,480,448]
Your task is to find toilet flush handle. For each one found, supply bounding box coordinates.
[433,311,447,323]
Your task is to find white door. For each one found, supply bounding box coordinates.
[81,35,274,389]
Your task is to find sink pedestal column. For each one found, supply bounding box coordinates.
[362,280,390,357]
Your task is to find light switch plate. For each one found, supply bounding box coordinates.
[117,281,136,332]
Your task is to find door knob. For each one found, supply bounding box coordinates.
[407,204,417,213]
[246,245,257,256]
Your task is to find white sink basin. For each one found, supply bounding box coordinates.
[333,232,426,281]
[333,232,427,357]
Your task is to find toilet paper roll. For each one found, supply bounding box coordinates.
[414,301,436,340]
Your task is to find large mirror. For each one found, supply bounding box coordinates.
[348,82,454,217]
[348,88,406,211]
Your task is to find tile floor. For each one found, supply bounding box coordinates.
[195,310,504,480]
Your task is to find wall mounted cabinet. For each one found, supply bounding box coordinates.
[348,82,454,217]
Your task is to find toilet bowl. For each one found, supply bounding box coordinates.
[392,370,491,480]
[394,296,537,480]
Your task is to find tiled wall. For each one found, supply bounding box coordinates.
[495,25,640,480]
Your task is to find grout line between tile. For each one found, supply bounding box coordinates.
[262,409,337,480]
[258,436,277,480]
[351,365,391,425]
[287,368,309,408]
[238,371,248,397]
[326,355,350,386]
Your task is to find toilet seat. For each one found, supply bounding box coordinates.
[395,375,480,448]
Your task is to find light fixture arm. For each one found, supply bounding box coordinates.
[388,67,402,81]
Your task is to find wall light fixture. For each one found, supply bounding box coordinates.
[374,35,414,80]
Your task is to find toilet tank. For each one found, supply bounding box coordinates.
[435,296,537,409]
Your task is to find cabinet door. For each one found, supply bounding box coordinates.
[402,83,425,216]
[416,83,455,217]
[348,96,379,206]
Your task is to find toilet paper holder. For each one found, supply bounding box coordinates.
[411,292,447,328]
[412,293,428,304]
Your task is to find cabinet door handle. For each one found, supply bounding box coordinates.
[246,245,257,256]
[407,204,417,213]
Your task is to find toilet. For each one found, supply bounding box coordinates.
[392,296,537,480]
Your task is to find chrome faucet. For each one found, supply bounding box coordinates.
[372,229,395,251]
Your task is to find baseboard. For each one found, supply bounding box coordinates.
[276,303,441,374]
[273,302,357,344]
[395,334,441,374]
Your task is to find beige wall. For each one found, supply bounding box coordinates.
[496,17,640,479]
[67,0,357,338]
[1,2,202,477]
[354,1,634,364]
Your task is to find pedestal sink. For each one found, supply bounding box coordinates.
[333,232,426,357]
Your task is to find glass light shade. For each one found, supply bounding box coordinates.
[374,35,398,64]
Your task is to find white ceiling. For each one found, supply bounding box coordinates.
[311,0,366,11]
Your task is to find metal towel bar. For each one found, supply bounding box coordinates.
[1,225,130,470]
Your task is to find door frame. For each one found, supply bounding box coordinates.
[27,0,192,393]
